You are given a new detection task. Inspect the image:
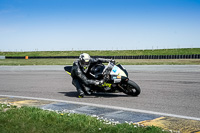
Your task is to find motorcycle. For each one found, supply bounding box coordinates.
[64,61,141,96]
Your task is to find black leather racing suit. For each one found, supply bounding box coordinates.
[71,58,112,95]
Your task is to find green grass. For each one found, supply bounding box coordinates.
[0,59,200,65]
[0,48,200,57]
[0,48,199,65]
[0,59,74,65]
[0,104,168,133]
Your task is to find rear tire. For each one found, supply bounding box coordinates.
[122,80,141,96]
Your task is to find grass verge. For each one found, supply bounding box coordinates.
[0,104,168,133]
[0,48,200,57]
[0,59,200,65]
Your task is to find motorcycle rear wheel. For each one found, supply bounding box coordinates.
[122,80,141,96]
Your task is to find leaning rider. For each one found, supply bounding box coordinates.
[71,53,114,98]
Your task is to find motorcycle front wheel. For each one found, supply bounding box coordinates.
[122,80,141,96]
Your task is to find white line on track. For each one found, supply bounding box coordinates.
[1,94,200,121]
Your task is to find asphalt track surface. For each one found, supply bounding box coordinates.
[0,65,200,119]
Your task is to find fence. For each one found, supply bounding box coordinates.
[5,54,200,59]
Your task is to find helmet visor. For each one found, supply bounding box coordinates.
[80,59,89,66]
[84,60,89,65]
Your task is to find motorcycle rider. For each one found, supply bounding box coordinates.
[71,53,114,98]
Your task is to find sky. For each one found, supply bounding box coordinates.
[0,0,200,51]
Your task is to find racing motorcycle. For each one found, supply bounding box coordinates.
[64,61,141,96]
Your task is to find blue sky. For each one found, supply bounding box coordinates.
[0,0,200,51]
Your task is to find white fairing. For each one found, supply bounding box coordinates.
[110,65,127,77]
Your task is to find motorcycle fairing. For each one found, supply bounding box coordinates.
[117,64,128,77]
[64,66,72,76]
[111,75,121,83]
[101,82,112,88]
[110,65,127,77]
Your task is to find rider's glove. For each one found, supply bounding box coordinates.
[99,80,104,85]
[94,80,100,86]
[94,80,104,86]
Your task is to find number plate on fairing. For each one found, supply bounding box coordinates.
[111,75,121,83]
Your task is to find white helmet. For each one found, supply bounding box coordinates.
[79,53,91,73]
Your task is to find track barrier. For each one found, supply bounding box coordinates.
[5,54,200,59]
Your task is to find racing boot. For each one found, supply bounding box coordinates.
[72,79,85,98]
[78,91,84,98]
[82,84,91,95]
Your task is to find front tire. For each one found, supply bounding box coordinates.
[122,80,141,96]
